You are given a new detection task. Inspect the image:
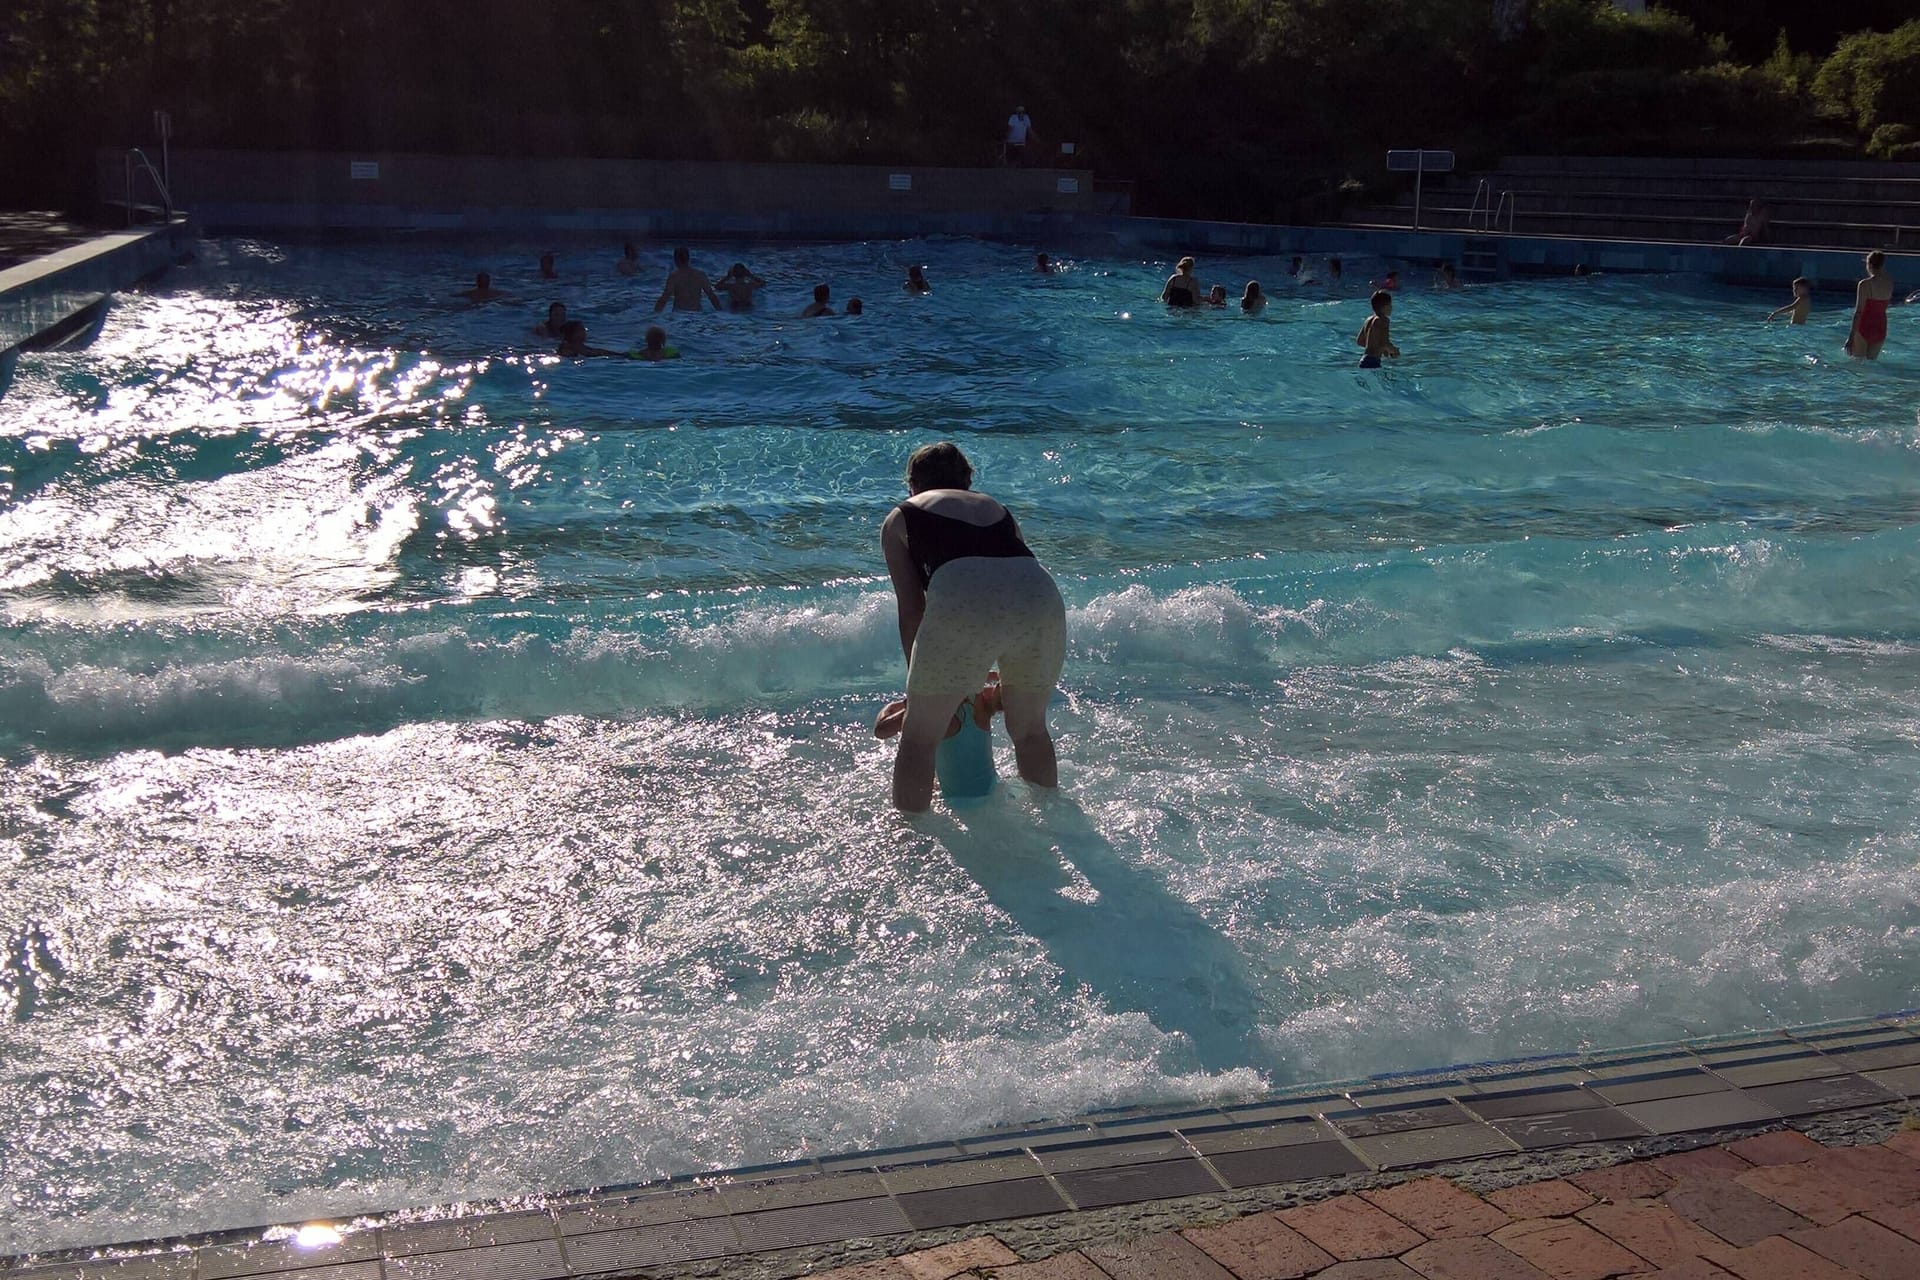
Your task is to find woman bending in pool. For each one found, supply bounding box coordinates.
[880,441,1067,812]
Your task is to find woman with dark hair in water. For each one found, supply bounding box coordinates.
[880,442,1066,812]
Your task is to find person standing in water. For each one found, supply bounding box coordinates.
[1161,256,1201,308]
[1845,251,1893,360]
[616,242,643,276]
[800,284,835,318]
[1768,277,1812,325]
[905,265,931,294]
[715,263,766,311]
[457,272,505,302]
[881,442,1066,813]
[655,247,723,313]
[1356,290,1399,368]
[1241,282,1266,314]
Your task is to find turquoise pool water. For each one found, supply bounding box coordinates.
[3,236,1918,1251]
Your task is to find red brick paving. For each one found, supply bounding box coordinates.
[1725,1131,1822,1166]
[1183,1214,1336,1279]
[1399,1236,1553,1279]
[1662,1175,1816,1245]
[1569,1161,1675,1202]
[1083,1232,1237,1279]
[1488,1217,1650,1280]
[1485,1179,1597,1220]
[1708,1235,1859,1279]
[845,1128,1920,1279]
[1788,1215,1920,1280]
[1280,1195,1429,1260]
[1360,1177,1510,1239]
[1650,1148,1751,1182]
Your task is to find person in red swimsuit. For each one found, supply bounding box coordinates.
[1846,250,1894,360]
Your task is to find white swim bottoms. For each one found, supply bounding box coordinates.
[907,556,1067,696]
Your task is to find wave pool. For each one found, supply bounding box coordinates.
[3,235,1918,1252]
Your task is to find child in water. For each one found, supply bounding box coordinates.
[1356,291,1399,368]
[874,677,1005,800]
[1768,277,1812,325]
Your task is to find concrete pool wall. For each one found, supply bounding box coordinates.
[93,150,1914,293]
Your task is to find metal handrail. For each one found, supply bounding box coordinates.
[1495,188,1515,234]
[123,148,173,225]
[1467,179,1491,231]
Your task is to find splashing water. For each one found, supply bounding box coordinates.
[3,236,1919,1252]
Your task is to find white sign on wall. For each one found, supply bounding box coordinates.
[888,173,912,191]
[1056,177,1080,194]
[349,161,380,180]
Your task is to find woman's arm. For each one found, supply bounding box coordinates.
[1847,279,1868,351]
[881,509,926,662]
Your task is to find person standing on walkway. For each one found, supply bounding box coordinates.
[1845,251,1894,360]
[880,442,1066,813]
[1004,107,1034,165]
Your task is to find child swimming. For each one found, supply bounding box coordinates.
[1356,290,1399,368]
[1767,277,1812,325]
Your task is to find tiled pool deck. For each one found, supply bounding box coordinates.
[11,1015,1920,1279]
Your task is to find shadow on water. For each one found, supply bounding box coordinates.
[927,793,1280,1080]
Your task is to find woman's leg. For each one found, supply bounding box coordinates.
[997,685,1058,788]
[892,691,969,813]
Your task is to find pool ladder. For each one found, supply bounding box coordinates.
[113,148,174,226]
[1467,180,1516,234]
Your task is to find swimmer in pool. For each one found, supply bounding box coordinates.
[881,441,1066,813]
[1328,258,1344,287]
[715,263,766,311]
[540,251,558,280]
[800,284,835,318]
[1207,284,1229,308]
[556,320,620,358]
[1768,277,1812,325]
[637,325,680,361]
[1289,256,1303,277]
[1035,252,1052,273]
[616,242,643,277]
[1356,290,1399,368]
[532,301,568,339]
[1161,256,1201,308]
[846,297,864,316]
[656,247,723,313]
[1845,251,1893,360]
[457,271,505,302]
[1241,281,1266,314]
[1377,270,1401,291]
[1437,263,1460,290]
[905,265,931,294]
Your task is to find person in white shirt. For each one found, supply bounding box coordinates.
[1005,108,1033,165]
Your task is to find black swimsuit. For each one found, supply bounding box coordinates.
[896,502,1035,588]
[1167,283,1196,308]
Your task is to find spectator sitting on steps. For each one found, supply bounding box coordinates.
[1728,199,1770,246]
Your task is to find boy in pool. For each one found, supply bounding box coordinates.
[1356,290,1399,368]
[637,325,680,361]
[1768,277,1812,325]
[875,676,1005,799]
[800,284,835,318]
[905,265,931,294]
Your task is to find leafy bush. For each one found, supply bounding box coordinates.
[1528,0,1726,81]
[1814,21,1920,131]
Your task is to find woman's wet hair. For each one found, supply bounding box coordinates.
[547,302,566,320]
[1177,256,1195,271]
[906,441,974,493]
[1868,250,1887,271]
[644,325,666,349]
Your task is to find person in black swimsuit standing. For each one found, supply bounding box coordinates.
[1161,256,1202,308]
[880,442,1068,813]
